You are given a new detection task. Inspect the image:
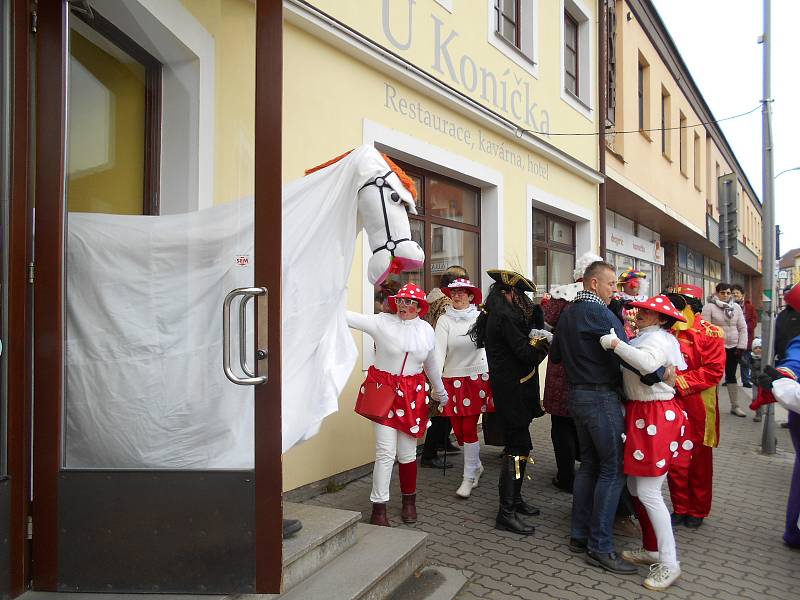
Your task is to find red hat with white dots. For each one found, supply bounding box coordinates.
[628,295,687,322]
[388,283,430,317]
[441,277,482,305]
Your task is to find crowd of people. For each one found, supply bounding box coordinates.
[344,257,799,592]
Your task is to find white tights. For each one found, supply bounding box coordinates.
[371,423,417,503]
[627,474,678,568]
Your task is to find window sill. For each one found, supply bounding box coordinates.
[639,129,652,142]
[662,152,672,163]
[489,33,539,78]
[694,183,702,192]
[562,89,593,121]
[680,170,688,179]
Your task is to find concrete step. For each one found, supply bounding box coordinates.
[277,523,427,600]
[281,502,361,591]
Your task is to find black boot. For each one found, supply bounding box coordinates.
[495,455,535,535]
[513,457,540,516]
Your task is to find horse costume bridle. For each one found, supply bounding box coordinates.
[359,171,413,257]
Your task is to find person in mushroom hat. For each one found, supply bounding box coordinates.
[347,283,448,527]
[664,284,726,531]
[599,295,689,591]
[470,269,549,535]
[433,278,494,498]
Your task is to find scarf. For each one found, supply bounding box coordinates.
[713,296,735,320]
[575,290,607,307]
[444,305,479,321]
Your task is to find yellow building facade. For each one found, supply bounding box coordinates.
[281,0,605,492]
[604,0,762,302]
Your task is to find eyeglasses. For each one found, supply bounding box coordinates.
[718,290,731,296]
[396,298,419,307]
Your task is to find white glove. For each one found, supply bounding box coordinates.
[529,328,553,343]
[432,389,449,410]
[599,327,620,351]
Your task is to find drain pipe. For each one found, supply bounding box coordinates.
[598,0,608,258]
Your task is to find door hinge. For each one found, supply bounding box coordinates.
[26,516,32,540]
[27,262,35,284]
[30,10,38,34]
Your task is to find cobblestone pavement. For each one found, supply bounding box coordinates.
[305,385,798,599]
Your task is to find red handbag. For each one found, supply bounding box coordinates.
[355,353,408,420]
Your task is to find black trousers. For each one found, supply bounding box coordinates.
[550,415,579,487]
[421,416,452,458]
[724,347,739,384]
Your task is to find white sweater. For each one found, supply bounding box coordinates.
[433,306,489,378]
[613,326,683,401]
[346,311,446,398]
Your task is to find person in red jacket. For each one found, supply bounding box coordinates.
[665,285,726,528]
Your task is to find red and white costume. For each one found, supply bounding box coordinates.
[433,288,493,494]
[614,326,690,477]
[434,306,494,420]
[347,284,446,507]
[606,295,688,572]
[347,311,445,438]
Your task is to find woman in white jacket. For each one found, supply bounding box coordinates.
[600,295,690,591]
[347,283,448,527]
[433,278,494,498]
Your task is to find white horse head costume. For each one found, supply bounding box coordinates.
[281,145,424,451]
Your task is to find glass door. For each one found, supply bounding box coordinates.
[32,0,282,593]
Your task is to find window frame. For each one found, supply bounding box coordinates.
[532,209,576,295]
[394,159,482,293]
[488,0,539,77]
[495,0,522,49]
[637,53,650,139]
[679,111,688,177]
[660,87,671,159]
[70,8,163,215]
[564,11,579,97]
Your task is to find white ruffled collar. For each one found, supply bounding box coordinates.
[631,325,687,371]
[376,312,435,353]
[620,292,648,303]
[444,305,479,321]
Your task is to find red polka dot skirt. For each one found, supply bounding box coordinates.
[623,399,692,477]
[355,366,431,438]
[440,374,494,418]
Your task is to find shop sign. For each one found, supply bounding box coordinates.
[607,227,664,266]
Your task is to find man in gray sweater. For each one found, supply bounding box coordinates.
[702,282,748,416]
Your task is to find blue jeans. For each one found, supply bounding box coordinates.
[739,350,752,385]
[569,388,625,553]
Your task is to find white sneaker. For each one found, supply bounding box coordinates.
[471,464,485,487]
[643,562,681,591]
[622,547,659,565]
[456,477,475,498]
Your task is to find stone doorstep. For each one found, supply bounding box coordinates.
[276,523,427,600]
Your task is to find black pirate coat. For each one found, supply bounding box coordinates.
[484,299,548,428]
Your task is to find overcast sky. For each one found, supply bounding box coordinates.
[651,0,800,255]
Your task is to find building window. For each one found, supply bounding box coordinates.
[68,8,162,215]
[564,12,578,97]
[495,0,521,48]
[490,0,537,71]
[637,53,650,135]
[532,210,575,295]
[661,87,671,158]
[606,0,617,127]
[679,111,687,176]
[393,160,481,293]
[693,132,702,189]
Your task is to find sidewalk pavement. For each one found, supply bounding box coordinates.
[305,384,798,599]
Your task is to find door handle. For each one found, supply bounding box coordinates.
[223,287,268,385]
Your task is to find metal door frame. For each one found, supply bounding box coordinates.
[31,0,283,592]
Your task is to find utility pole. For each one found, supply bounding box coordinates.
[760,0,777,455]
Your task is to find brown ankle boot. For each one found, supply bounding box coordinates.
[370,502,390,527]
[401,493,417,523]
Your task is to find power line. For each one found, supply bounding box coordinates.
[515,104,761,137]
